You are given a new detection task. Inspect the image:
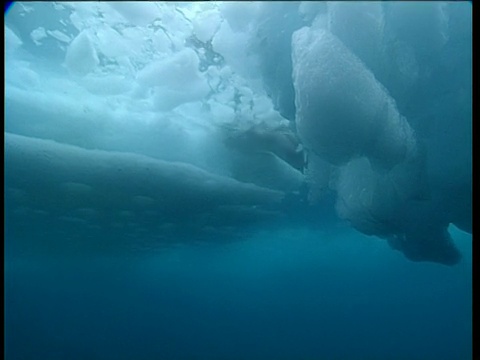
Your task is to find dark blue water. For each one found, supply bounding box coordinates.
[5,226,471,360]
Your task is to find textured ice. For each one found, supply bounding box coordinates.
[47,29,71,43]
[5,26,23,52]
[108,2,160,26]
[4,2,471,265]
[65,30,99,76]
[96,25,130,58]
[81,74,132,96]
[327,2,384,75]
[30,27,48,45]
[218,2,260,32]
[136,49,202,88]
[292,27,416,169]
[192,9,221,42]
[5,133,284,240]
[289,4,471,265]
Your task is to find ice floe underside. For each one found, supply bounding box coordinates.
[5,2,471,264]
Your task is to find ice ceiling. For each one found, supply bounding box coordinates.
[4,2,472,265]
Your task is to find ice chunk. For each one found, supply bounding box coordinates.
[292,27,416,170]
[47,29,71,43]
[5,132,286,248]
[327,2,384,74]
[96,25,130,58]
[5,133,283,216]
[212,21,259,78]
[6,66,40,89]
[224,124,305,172]
[30,27,47,45]
[251,2,303,120]
[228,151,304,193]
[108,2,160,26]
[120,27,146,55]
[334,155,426,233]
[387,226,461,266]
[137,48,209,110]
[209,101,236,124]
[65,30,99,76]
[304,154,333,204]
[299,2,327,23]
[218,2,260,32]
[221,123,305,191]
[152,30,172,53]
[192,9,221,42]
[334,158,401,237]
[5,26,23,52]
[81,74,132,95]
[136,48,202,89]
[152,80,209,112]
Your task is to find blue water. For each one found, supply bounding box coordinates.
[5,226,471,360]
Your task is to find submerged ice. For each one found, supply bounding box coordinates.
[4,2,471,265]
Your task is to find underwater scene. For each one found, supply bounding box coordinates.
[5,2,472,359]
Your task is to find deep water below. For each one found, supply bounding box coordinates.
[4,226,472,360]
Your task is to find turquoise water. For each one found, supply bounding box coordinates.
[5,225,471,359]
